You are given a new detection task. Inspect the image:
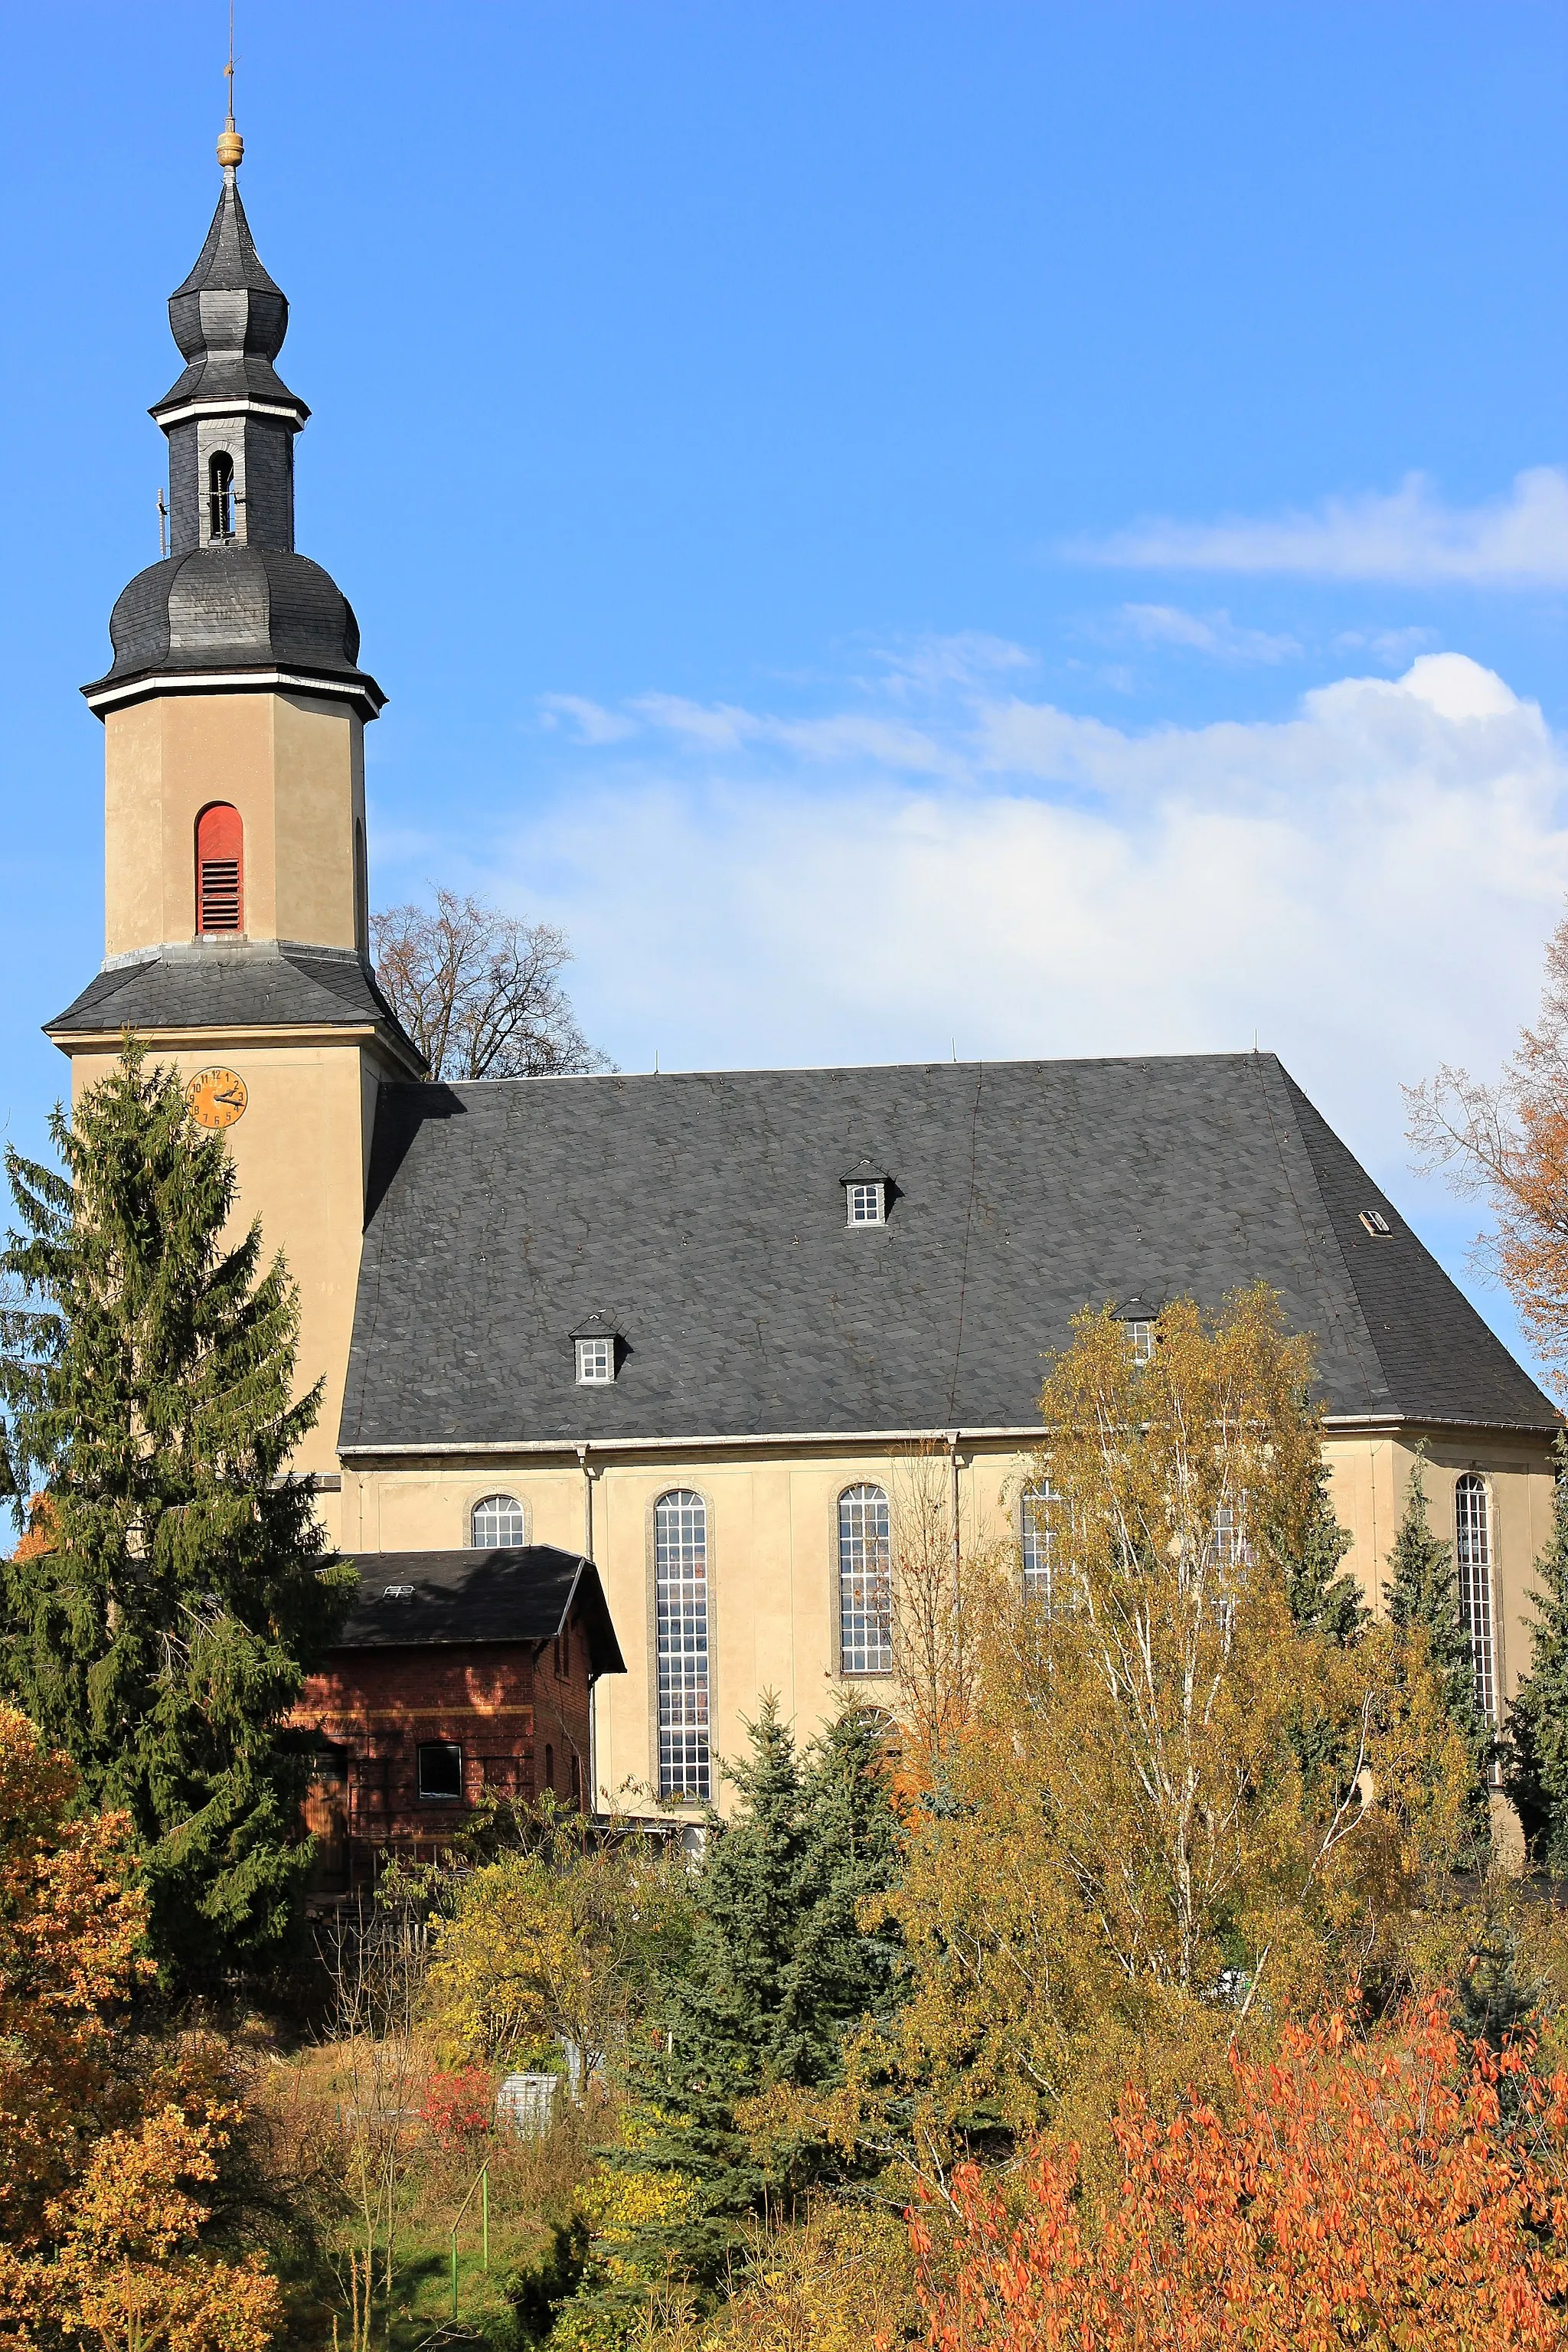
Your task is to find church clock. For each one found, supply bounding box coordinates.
[186,1067,248,1129]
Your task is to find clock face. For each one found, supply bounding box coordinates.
[186,1067,248,1129]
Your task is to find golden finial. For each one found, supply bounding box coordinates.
[217,0,243,168]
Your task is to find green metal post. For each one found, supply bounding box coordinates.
[450,2230,459,2320]
[482,2164,489,2272]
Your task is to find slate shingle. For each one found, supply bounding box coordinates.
[338,1053,1555,1449]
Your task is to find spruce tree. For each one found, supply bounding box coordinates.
[1383,1451,1491,1843]
[0,1040,353,1991]
[590,1697,900,2308]
[1502,1430,1568,1872]
[1277,1457,1367,1644]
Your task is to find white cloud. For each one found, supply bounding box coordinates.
[1117,603,1302,663]
[479,648,1568,1213]
[538,693,638,744]
[1070,466,1568,586]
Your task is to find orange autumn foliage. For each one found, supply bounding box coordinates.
[913,1995,1568,2352]
[0,1706,283,2352]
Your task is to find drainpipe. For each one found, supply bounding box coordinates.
[578,1444,598,1815]
[946,1428,962,1606]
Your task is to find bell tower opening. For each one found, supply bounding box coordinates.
[195,802,243,933]
[207,450,236,541]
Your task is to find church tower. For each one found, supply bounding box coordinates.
[48,117,423,1528]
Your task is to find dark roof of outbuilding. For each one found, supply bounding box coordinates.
[45,942,423,1067]
[334,1546,625,1675]
[338,1053,1557,1451]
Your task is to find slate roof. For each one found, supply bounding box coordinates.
[338,1054,1557,1451]
[335,1546,625,1676]
[86,545,380,713]
[153,170,304,423]
[45,942,422,1065]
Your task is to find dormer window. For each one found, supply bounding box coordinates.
[1117,1295,1160,1364]
[207,450,235,541]
[1359,1209,1393,1237]
[572,1315,619,1384]
[841,1163,891,1227]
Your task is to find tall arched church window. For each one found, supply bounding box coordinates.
[1455,1474,1498,1723]
[207,450,235,540]
[655,1489,710,1800]
[194,804,243,934]
[471,1492,526,1548]
[838,1483,892,1675]
[1021,1481,1060,1605]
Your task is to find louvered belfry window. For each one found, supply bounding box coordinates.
[195,803,243,933]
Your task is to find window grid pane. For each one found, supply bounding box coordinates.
[1455,1475,1497,1723]
[848,1182,884,1226]
[1127,1320,1154,1364]
[839,1484,892,1674]
[656,1490,710,1799]
[472,1492,527,1549]
[1214,1503,1253,1571]
[1022,1481,1059,1602]
[577,1336,612,1383]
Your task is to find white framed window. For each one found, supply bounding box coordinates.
[576,1334,613,1384]
[471,1492,527,1549]
[1455,1474,1497,1723]
[1021,1480,1060,1604]
[655,1490,710,1800]
[839,1484,893,1675]
[1214,1501,1253,1571]
[1126,1319,1155,1364]
[847,1181,887,1227]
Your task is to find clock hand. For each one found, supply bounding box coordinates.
[214,1086,245,1106]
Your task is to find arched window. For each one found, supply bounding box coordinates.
[655,1489,710,1799]
[544,1743,554,1795]
[207,450,235,540]
[471,1493,527,1548]
[194,803,243,934]
[1455,1474,1497,1723]
[838,1484,892,1676]
[1021,1481,1059,1604]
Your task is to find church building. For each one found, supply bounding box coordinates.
[48,126,1561,1867]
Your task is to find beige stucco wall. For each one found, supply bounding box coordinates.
[338,1428,1558,1813]
[65,1029,388,1517]
[103,690,364,958]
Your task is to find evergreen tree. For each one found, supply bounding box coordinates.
[1276,1457,1367,1644]
[1383,1451,1491,1843]
[1502,1429,1568,1871]
[0,1040,353,1991]
[588,1697,901,2308]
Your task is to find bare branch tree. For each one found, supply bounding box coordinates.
[1406,903,1568,1394]
[371,887,615,1080]
[889,1441,989,1786]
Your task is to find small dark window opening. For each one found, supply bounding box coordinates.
[544,1743,554,1794]
[561,1622,571,1677]
[208,450,236,541]
[570,1753,582,1808]
[195,802,243,933]
[1359,1208,1393,1238]
[416,1741,463,1802]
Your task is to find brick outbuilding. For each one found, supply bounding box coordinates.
[293,1544,625,1890]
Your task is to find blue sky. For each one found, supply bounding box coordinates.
[3,3,1568,1378]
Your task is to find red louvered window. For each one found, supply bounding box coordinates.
[195,802,243,934]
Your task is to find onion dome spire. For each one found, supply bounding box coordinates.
[83,122,384,724]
